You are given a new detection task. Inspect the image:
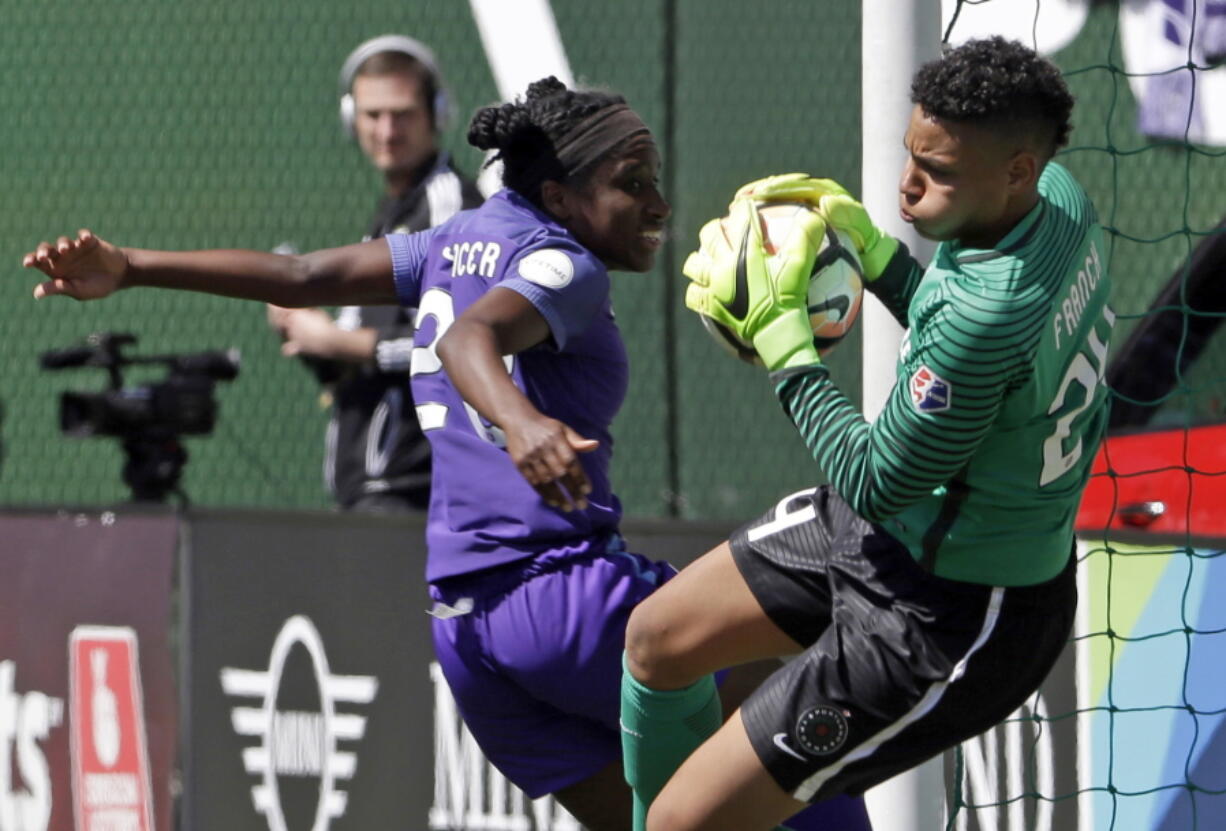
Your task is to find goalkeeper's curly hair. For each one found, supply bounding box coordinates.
[911,36,1074,157]
[467,76,626,208]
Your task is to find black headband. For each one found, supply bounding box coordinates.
[554,104,651,177]
[518,103,652,191]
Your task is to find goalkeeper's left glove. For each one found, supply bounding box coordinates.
[683,197,824,371]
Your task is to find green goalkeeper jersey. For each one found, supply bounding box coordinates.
[776,162,1113,586]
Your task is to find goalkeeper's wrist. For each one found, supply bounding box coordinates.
[751,309,822,371]
[861,233,900,282]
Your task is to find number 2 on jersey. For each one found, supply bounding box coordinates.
[1039,306,1114,487]
[410,287,511,447]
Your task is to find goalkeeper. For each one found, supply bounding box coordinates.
[620,37,1114,831]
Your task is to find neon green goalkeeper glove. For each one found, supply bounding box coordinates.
[733,172,846,205]
[816,190,898,282]
[734,174,899,282]
[683,197,824,371]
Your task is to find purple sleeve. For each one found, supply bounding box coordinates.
[385,229,437,308]
[500,244,609,351]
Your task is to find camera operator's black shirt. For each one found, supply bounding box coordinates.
[313,152,482,511]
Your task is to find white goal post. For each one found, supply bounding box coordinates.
[859,1,942,829]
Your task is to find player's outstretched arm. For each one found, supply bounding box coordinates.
[23,230,400,307]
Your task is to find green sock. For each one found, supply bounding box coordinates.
[619,652,721,831]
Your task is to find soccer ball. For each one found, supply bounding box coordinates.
[700,201,864,365]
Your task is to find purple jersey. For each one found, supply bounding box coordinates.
[387,189,629,582]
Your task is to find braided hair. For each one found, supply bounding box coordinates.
[467,77,627,207]
[911,36,1074,157]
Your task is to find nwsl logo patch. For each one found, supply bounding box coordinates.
[910,365,951,412]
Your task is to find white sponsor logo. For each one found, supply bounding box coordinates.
[220,616,378,831]
[0,661,64,831]
[517,249,575,289]
[429,662,578,831]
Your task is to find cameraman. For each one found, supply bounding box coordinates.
[267,35,482,513]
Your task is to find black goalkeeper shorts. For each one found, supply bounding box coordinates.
[730,485,1076,802]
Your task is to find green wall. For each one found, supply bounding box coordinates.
[1,1,1222,521]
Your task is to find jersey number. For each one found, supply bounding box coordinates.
[1039,309,1113,487]
[746,488,819,543]
[409,287,512,447]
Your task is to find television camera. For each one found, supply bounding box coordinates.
[40,332,240,503]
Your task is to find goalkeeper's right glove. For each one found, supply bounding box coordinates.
[732,174,899,283]
[733,172,846,205]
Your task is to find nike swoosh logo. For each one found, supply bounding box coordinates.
[808,294,851,323]
[727,224,751,320]
[772,732,807,761]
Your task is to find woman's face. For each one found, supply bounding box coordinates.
[551,135,671,272]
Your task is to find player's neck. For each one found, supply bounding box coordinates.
[962,190,1041,250]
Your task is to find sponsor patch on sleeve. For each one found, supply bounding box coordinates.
[517,248,575,289]
[909,365,952,412]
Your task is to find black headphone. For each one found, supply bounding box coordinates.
[338,34,451,137]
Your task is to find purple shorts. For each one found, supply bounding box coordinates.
[428,535,675,798]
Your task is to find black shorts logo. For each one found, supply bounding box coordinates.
[795,705,849,756]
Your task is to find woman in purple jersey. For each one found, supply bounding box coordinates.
[22,77,869,831]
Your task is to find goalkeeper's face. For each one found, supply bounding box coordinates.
[899,105,1040,249]
[548,135,670,273]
